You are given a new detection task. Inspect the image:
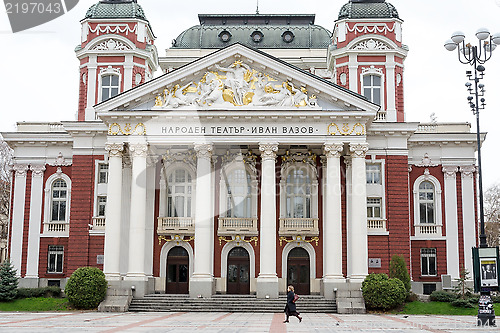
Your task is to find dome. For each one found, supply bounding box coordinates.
[84,0,148,21]
[338,0,399,20]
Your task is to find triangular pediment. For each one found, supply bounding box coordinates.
[94,43,379,115]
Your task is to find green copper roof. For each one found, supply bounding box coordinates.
[338,0,399,20]
[172,14,331,49]
[84,0,147,21]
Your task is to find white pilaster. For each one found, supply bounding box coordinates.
[460,166,476,276]
[120,157,132,276]
[85,55,98,121]
[349,143,369,282]
[443,166,460,279]
[190,143,214,297]
[126,142,148,280]
[323,144,345,287]
[145,155,157,277]
[124,55,134,91]
[348,55,358,93]
[257,143,279,298]
[103,143,124,280]
[25,165,45,279]
[386,54,397,122]
[344,157,352,278]
[10,164,29,277]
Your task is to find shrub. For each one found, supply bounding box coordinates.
[362,273,407,310]
[454,268,472,299]
[17,287,62,299]
[0,260,18,301]
[430,290,458,302]
[406,291,419,302]
[389,255,411,293]
[64,267,107,309]
[451,298,475,308]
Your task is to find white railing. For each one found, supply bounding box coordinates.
[367,218,387,232]
[415,224,442,237]
[218,218,258,236]
[43,222,69,236]
[374,111,387,121]
[279,218,319,236]
[157,217,194,235]
[92,217,106,230]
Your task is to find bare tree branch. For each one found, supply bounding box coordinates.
[484,183,500,247]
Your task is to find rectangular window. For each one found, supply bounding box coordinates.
[366,164,381,184]
[98,164,109,184]
[97,196,106,217]
[48,246,64,273]
[421,248,437,276]
[367,198,382,218]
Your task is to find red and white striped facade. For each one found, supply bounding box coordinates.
[3,0,480,303]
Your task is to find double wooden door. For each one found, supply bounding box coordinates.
[227,247,250,294]
[166,247,189,294]
[287,247,310,295]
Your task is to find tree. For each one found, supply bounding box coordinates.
[0,137,12,263]
[389,254,411,293]
[484,183,500,247]
[454,267,472,299]
[0,260,18,301]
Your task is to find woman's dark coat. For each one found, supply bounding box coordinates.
[284,290,297,313]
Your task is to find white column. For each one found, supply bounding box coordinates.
[344,157,353,278]
[257,143,279,298]
[323,144,345,292]
[349,143,369,283]
[144,155,157,277]
[190,143,214,298]
[10,164,29,277]
[126,142,148,280]
[25,165,45,279]
[103,143,124,280]
[119,158,132,276]
[443,166,460,279]
[460,166,477,276]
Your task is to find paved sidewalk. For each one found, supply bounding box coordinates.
[0,311,497,332]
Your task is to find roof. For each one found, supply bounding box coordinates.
[84,0,148,21]
[338,0,400,20]
[171,14,331,49]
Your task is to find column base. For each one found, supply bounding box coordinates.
[256,274,279,299]
[124,273,148,281]
[108,278,154,298]
[321,276,346,300]
[105,273,122,281]
[189,275,214,298]
[348,275,368,284]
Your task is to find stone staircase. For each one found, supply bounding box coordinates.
[129,294,337,313]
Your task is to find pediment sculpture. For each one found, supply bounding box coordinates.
[153,61,319,109]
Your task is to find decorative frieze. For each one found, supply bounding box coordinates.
[415,153,439,167]
[105,143,124,157]
[49,152,71,166]
[259,143,278,161]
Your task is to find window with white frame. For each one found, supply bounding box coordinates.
[419,181,435,224]
[285,166,312,218]
[362,74,382,105]
[97,196,107,217]
[366,164,381,184]
[224,169,252,218]
[167,169,192,217]
[421,248,437,276]
[98,163,109,184]
[101,74,119,102]
[367,198,382,218]
[51,180,67,222]
[48,245,64,273]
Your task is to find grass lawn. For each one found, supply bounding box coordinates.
[0,298,72,312]
[396,301,500,316]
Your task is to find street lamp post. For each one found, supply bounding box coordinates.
[445,29,500,327]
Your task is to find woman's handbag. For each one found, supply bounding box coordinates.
[293,294,299,303]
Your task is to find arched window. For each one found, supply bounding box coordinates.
[362,74,381,105]
[101,74,119,102]
[43,171,71,236]
[166,168,192,218]
[285,166,312,218]
[224,169,252,218]
[51,180,67,221]
[419,181,435,224]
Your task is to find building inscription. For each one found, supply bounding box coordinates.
[161,125,318,135]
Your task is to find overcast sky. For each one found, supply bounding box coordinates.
[0,0,499,187]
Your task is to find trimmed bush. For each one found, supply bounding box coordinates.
[451,298,475,308]
[0,260,18,301]
[389,254,411,293]
[17,287,62,299]
[64,267,107,309]
[362,273,407,310]
[430,290,458,302]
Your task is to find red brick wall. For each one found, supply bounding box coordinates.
[38,238,69,278]
[368,235,389,273]
[88,236,105,270]
[411,240,446,282]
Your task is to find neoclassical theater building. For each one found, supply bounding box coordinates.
[4,0,480,303]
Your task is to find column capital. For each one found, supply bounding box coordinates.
[349,143,369,158]
[442,166,458,179]
[324,143,343,158]
[460,165,476,178]
[194,143,213,160]
[259,143,278,161]
[105,143,124,157]
[30,165,46,178]
[129,143,148,158]
[12,164,29,177]
[344,156,352,169]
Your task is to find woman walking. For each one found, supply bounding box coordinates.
[284,285,302,323]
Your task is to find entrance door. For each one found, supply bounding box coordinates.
[287,247,310,295]
[166,246,189,294]
[227,247,250,294]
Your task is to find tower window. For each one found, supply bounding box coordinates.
[363,74,381,105]
[101,74,119,102]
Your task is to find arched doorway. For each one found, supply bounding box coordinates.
[166,246,189,294]
[287,247,310,295]
[227,247,250,294]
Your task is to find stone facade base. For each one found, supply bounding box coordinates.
[333,282,366,314]
[256,275,279,299]
[98,285,133,312]
[189,277,215,298]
